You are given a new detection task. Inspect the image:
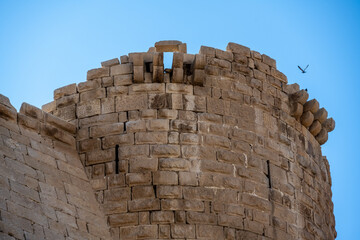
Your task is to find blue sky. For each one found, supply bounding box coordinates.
[0,0,359,238]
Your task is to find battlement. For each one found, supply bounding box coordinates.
[44,41,334,146]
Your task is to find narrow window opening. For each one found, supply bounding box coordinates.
[184,63,193,75]
[163,52,173,70]
[145,62,151,73]
[266,160,272,188]
[124,122,127,132]
[115,145,119,174]
[153,185,157,198]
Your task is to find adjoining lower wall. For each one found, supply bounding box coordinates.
[0,95,111,240]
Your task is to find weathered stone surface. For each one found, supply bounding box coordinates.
[54,83,77,100]
[291,89,309,104]
[1,41,336,240]
[116,94,147,111]
[111,63,133,76]
[87,67,109,80]
[323,117,335,132]
[101,58,120,67]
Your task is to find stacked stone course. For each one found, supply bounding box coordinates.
[1,40,336,239]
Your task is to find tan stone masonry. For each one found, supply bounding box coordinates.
[1,41,336,239]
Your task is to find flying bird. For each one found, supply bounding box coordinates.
[298,65,309,73]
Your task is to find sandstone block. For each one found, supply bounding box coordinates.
[155,40,183,52]
[157,185,182,199]
[126,172,152,186]
[87,67,109,80]
[102,134,134,149]
[151,145,180,157]
[322,117,335,132]
[54,83,77,99]
[129,157,158,172]
[109,212,138,227]
[114,74,133,86]
[171,224,195,238]
[151,66,163,82]
[151,211,174,224]
[183,95,206,112]
[193,69,206,86]
[216,48,233,61]
[226,42,250,57]
[87,148,114,165]
[171,94,183,110]
[120,55,129,64]
[20,102,43,120]
[44,112,76,134]
[18,113,40,132]
[103,201,127,214]
[41,123,75,146]
[181,145,216,160]
[119,145,149,158]
[187,212,217,225]
[262,54,276,68]
[41,101,56,113]
[254,60,271,74]
[120,225,158,239]
[197,225,224,239]
[160,158,190,171]
[166,83,193,94]
[217,149,246,164]
[300,111,314,127]
[133,66,144,83]
[101,97,115,114]
[309,120,322,136]
[108,174,126,188]
[291,102,303,118]
[153,171,178,185]
[314,108,328,123]
[101,58,120,67]
[111,63,133,76]
[55,94,79,109]
[135,132,167,144]
[156,110,177,120]
[126,120,146,132]
[172,67,184,83]
[77,99,101,118]
[90,122,124,137]
[116,94,147,111]
[148,93,172,109]
[129,52,144,66]
[218,214,244,229]
[128,199,160,212]
[179,172,198,186]
[78,79,101,92]
[199,46,215,57]
[303,99,320,114]
[316,128,328,145]
[147,119,169,131]
[79,88,105,102]
[79,138,101,152]
[132,185,155,199]
[130,83,165,94]
[107,86,128,98]
[104,187,131,201]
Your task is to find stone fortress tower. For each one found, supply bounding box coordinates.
[0,41,336,239]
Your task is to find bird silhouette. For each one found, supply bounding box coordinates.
[298,65,309,73]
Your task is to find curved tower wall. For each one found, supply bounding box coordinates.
[39,41,336,239]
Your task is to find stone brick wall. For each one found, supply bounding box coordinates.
[1,41,336,239]
[0,96,111,240]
